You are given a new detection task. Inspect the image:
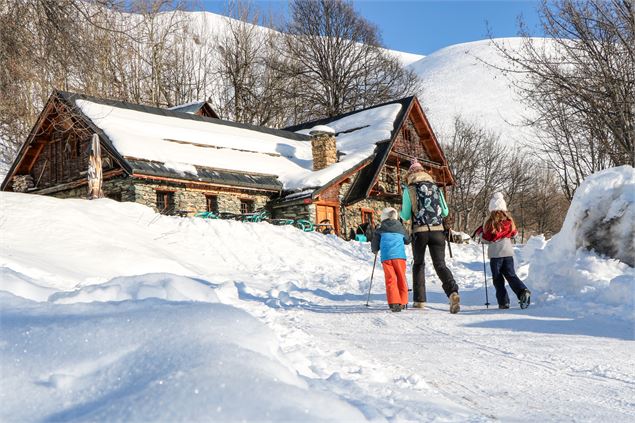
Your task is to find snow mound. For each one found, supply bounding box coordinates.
[563,166,635,267]
[49,273,221,304]
[0,192,373,294]
[0,296,364,422]
[0,267,57,302]
[524,166,635,317]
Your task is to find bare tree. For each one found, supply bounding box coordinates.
[443,116,568,238]
[443,116,508,232]
[0,0,201,167]
[492,0,635,197]
[280,0,420,121]
[212,2,289,126]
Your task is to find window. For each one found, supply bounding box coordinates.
[361,208,374,225]
[206,195,219,213]
[240,199,255,214]
[156,190,175,214]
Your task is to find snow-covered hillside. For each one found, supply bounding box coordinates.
[410,38,539,144]
[1,189,633,421]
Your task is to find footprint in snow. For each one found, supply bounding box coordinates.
[371,317,387,327]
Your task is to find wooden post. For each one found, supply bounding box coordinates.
[87,134,104,199]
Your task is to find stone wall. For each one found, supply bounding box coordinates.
[48,177,134,201]
[271,202,313,221]
[343,197,402,238]
[131,180,270,214]
[48,176,271,216]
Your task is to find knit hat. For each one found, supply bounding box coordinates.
[488,192,507,212]
[408,159,424,173]
[381,207,398,222]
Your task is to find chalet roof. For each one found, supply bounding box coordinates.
[58,91,404,193]
[284,96,414,135]
[280,98,414,203]
[168,101,220,119]
[128,159,282,191]
[53,91,317,190]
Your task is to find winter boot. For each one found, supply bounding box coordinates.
[412,302,425,309]
[519,290,531,309]
[400,304,408,310]
[389,304,402,312]
[449,292,460,314]
[499,304,510,309]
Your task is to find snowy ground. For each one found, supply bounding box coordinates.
[1,192,634,422]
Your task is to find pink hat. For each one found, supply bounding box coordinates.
[408,159,423,173]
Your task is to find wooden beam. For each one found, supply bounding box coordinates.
[32,169,124,195]
[25,142,47,173]
[131,173,280,194]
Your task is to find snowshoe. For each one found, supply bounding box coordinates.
[389,304,402,312]
[449,292,460,314]
[519,290,531,309]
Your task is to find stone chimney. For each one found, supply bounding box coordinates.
[309,125,337,171]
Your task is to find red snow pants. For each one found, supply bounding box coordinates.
[382,259,409,305]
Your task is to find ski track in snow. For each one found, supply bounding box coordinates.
[227,283,635,422]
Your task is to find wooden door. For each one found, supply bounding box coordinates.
[316,204,338,234]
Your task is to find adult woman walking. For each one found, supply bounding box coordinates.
[400,160,460,313]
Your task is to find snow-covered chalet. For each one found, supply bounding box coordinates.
[1,91,454,238]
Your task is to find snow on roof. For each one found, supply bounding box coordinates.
[292,103,402,190]
[167,101,206,114]
[75,99,401,192]
[309,125,335,135]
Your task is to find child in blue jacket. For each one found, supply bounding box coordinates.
[371,207,411,312]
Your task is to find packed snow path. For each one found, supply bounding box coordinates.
[1,193,633,421]
[232,283,634,422]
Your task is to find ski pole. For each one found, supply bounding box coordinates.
[445,229,453,258]
[365,251,379,307]
[482,243,490,308]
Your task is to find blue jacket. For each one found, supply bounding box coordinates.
[371,219,411,262]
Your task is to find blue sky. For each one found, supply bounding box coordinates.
[199,0,545,55]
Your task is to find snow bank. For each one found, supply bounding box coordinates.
[524,166,635,317]
[0,294,364,422]
[558,166,634,267]
[0,192,373,293]
[50,273,221,304]
[1,190,632,420]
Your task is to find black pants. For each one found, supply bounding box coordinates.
[490,256,528,306]
[412,231,458,302]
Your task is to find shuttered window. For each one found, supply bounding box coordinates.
[156,191,175,214]
[240,199,255,214]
